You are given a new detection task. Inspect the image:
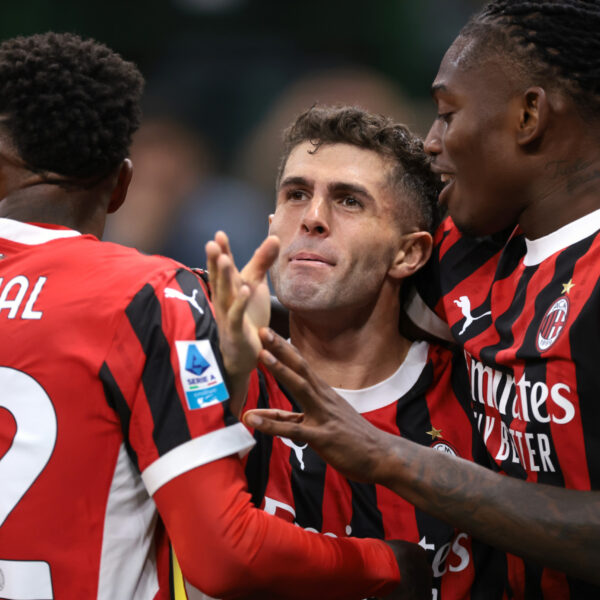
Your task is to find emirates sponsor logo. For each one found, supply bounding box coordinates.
[466,351,576,474]
[537,295,569,352]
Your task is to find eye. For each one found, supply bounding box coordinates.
[340,195,362,208]
[286,189,308,201]
[437,112,453,123]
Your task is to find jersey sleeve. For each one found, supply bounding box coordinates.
[154,454,402,600]
[100,265,255,495]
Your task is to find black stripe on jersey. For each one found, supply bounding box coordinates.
[174,268,212,340]
[468,539,510,600]
[523,563,544,600]
[279,382,327,531]
[100,362,140,470]
[566,574,600,599]
[174,268,237,428]
[126,283,192,455]
[438,229,512,298]
[245,369,275,508]
[347,481,384,539]
[395,359,434,445]
[394,358,456,554]
[450,350,502,473]
[571,276,600,490]
[480,259,535,370]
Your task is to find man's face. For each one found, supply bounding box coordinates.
[269,141,406,314]
[424,36,529,236]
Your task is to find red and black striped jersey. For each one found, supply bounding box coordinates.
[406,212,600,598]
[0,218,254,600]
[244,340,510,600]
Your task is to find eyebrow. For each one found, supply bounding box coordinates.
[279,176,374,199]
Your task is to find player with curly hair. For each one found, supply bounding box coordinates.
[0,33,429,600]
[207,104,499,600]
[244,1,600,598]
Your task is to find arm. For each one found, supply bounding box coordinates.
[244,328,600,585]
[153,453,425,600]
[205,231,279,416]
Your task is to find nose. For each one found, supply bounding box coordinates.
[424,120,442,156]
[301,195,330,236]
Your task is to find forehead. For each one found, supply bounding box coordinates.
[280,142,392,191]
[432,36,516,105]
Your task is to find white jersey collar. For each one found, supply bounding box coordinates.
[333,340,429,414]
[0,217,81,245]
[524,207,600,266]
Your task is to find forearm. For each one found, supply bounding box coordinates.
[376,432,600,583]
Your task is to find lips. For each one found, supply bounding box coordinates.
[431,165,455,206]
[289,251,335,266]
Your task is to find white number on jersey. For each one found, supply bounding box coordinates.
[0,367,56,599]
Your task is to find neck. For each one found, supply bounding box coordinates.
[519,126,600,239]
[288,287,411,390]
[0,183,110,238]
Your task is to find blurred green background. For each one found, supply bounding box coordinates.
[0,0,484,264]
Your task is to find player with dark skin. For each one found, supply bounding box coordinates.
[0,33,429,600]
[242,0,600,592]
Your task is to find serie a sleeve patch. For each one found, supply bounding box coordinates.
[175,340,229,409]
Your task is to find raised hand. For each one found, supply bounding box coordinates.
[205,232,279,414]
[243,327,397,484]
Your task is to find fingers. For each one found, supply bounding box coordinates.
[258,328,320,411]
[243,409,312,443]
[214,230,233,260]
[244,408,305,424]
[214,253,237,310]
[240,235,280,285]
[227,283,250,331]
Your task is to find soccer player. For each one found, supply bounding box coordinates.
[206,105,498,599]
[0,32,428,600]
[244,1,600,598]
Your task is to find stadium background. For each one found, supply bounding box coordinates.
[0,0,483,266]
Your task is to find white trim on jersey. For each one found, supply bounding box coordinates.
[524,206,600,266]
[0,217,81,244]
[98,442,159,600]
[404,285,454,343]
[141,422,256,496]
[0,559,53,599]
[334,340,429,414]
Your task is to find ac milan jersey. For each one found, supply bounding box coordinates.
[0,218,254,600]
[244,340,509,600]
[406,212,600,598]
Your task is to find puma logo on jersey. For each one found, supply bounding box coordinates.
[453,295,491,335]
[278,436,308,470]
[164,287,204,314]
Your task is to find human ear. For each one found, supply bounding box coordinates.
[517,86,549,146]
[388,231,433,280]
[107,158,133,214]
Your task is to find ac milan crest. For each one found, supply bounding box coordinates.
[537,295,570,352]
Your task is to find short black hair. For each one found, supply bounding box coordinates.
[0,32,144,180]
[460,0,600,119]
[277,105,442,233]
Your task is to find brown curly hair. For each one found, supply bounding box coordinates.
[276,105,442,232]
